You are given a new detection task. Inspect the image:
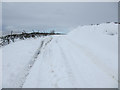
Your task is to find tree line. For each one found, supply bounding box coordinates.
[0,30,64,46]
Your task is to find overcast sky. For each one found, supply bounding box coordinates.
[2,2,118,34]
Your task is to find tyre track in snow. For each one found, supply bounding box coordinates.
[19,36,53,88]
[63,36,118,83]
[22,36,73,88]
[56,37,91,87]
[23,37,78,88]
[37,38,74,88]
[45,37,79,87]
[55,39,79,87]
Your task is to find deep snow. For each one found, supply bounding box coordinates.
[0,47,2,89]
[2,22,118,88]
[2,37,45,87]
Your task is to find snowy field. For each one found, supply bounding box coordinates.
[2,22,118,88]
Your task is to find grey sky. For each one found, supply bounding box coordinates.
[2,2,118,34]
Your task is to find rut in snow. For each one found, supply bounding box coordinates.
[19,37,53,88]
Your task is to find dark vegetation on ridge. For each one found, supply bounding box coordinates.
[0,30,65,46]
[0,22,119,46]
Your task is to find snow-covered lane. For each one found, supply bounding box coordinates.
[23,35,118,88]
[23,36,75,88]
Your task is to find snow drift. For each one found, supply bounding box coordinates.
[2,22,118,88]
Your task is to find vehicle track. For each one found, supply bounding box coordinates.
[19,36,53,88]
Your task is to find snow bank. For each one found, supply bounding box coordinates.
[2,38,44,88]
[69,22,118,36]
[66,22,118,87]
[0,48,2,89]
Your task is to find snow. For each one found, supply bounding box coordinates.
[0,48,2,89]
[2,37,45,88]
[2,22,118,88]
